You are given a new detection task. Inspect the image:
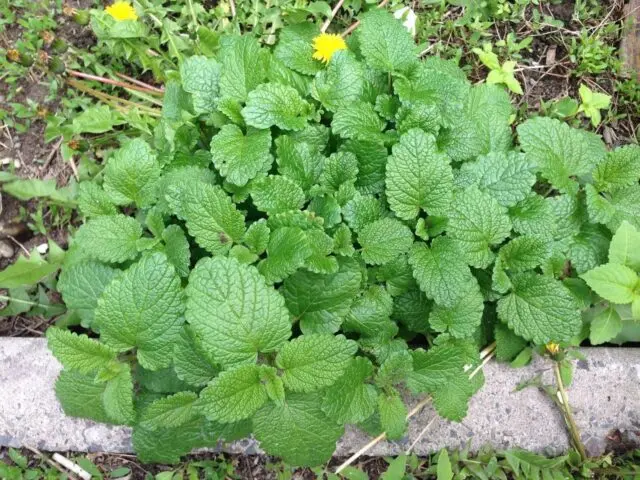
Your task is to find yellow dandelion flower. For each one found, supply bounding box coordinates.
[546,342,560,355]
[312,33,347,63]
[105,1,138,21]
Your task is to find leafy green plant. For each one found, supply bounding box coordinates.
[577,84,610,127]
[43,8,640,468]
[473,43,522,94]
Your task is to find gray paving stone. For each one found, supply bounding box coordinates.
[1,338,639,457]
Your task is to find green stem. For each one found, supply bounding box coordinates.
[553,361,588,462]
[0,295,60,310]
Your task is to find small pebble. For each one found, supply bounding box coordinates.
[0,240,14,259]
[36,243,49,255]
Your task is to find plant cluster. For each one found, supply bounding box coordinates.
[42,7,640,466]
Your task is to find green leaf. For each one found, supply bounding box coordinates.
[456,151,536,207]
[173,328,218,387]
[198,365,269,422]
[509,194,556,237]
[409,237,475,307]
[332,101,385,142]
[170,182,245,256]
[609,221,640,271]
[253,393,343,466]
[258,226,312,283]
[103,139,159,207]
[283,256,362,334]
[343,194,383,232]
[589,305,622,345]
[358,9,417,74]
[186,256,291,367]
[242,83,312,131]
[95,253,185,370]
[386,128,453,220]
[382,455,408,480]
[77,182,117,217]
[431,371,476,421]
[180,55,221,114]
[359,218,413,265]
[243,220,270,255]
[276,334,357,392]
[343,285,394,337]
[276,136,324,192]
[47,328,116,374]
[406,342,469,393]
[218,35,269,102]
[139,392,199,430]
[103,366,135,425]
[517,117,606,194]
[581,264,639,304]
[593,145,640,192]
[377,391,407,440]
[429,279,483,338]
[0,251,60,288]
[210,125,272,186]
[497,273,581,344]
[55,370,112,423]
[313,50,364,111]
[499,235,551,272]
[274,23,322,75]
[446,187,511,268]
[341,139,387,194]
[251,175,306,214]
[161,225,191,278]
[74,215,142,263]
[437,450,453,480]
[321,357,377,424]
[494,322,527,362]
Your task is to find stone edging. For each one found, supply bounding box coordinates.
[1,338,638,457]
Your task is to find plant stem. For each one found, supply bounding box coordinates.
[553,360,588,462]
[0,295,59,309]
[321,0,346,33]
[66,70,164,95]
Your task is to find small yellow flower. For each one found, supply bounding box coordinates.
[312,33,347,63]
[546,342,560,355]
[105,1,138,21]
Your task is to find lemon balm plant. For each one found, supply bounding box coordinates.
[46,9,640,467]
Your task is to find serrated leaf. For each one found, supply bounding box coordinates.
[251,175,306,214]
[509,194,556,237]
[253,393,343,466]
[409,237,475,307]
[162,225,191,278]
[180,55,220,114]
[95,253,185,370]
[376,350,413,388]
[55,370,112,423]
[170,182,245,255]
[258,226,311,283]
[274,23,322,75]
[139,392,199,429]
[406,342,470,393]
[517,117,606,194]
[57,261,119,327]
[609,221,640,270]
[276,334,357,392]
[358,9,417,74]
[74,215,142,263]
[332,101,385,142]
[341,139,387,194]
[210,125,272,186]
[497,273,581,344]
[321,357,377,424]
[438,113,483,162]
[386,128,453,220]
[283,256,362,334]
[343,194,383,232]
[395,101,439,135]
[457,152,536,207]
[589,305,622,345]
[343,285,394,337]
[581,264,639,304]
[77,182,117,217]
[47,328,117,374]
[593,145,640,192]
[242,83,312,131]
[218,35,269,102]
[186,256,291,367]
[243,220,270,255]
[494,322,527,362]
[447,187,511,268]
[431,373,475,422]
[499,235,551,272]
[103,139,159,207]
[587,185,640,232]
[173,328,218,387]
[275,136,324,192]
[313,50,364,111]
[430,279,483,338]
[359,218,413,265]
[377,392,407,440]
[198,365,268,422]
[103,366,135,425]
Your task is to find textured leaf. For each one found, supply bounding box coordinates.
[517,117,606,194]
[494,322,527,362]
[283,257,362,333]
[173,328,218,387]
[509,194,556,237]
[258,226,311,283]
[313,50,364,111]
[332,102,385,142]
[406,342,470,393]
[242,83,312,131]
[275,136,324,192]
[581,264,639,304]
[590,305,623,345]
[342,194,383,232]
[274,23,322,75]
[186,256,291,367]
[198,365,268,422]
[386,128,453,220]
[103,139,159,207]
[162,225,191,278]
[609,221,640,271]
[341,139,387,194]
[593,145,640,192]
[378,392,407,440]
[77,182,117,217]
[218,35,269,102]
[359,218,413,265]
[251,175,306,214]
[140,392,199,429]
[57,261,120,327]
[74,215,142,263]
[243,220,270,255]
[180,56,220,114]
[343,285,394,337]
[409,237,475,307]
[276,334,357,392]
[55,370,112,423]
[171,182,245,255]
[95,253,185,370]
[210,125,272,186]
[431,373,475,422]
[395,101,439,135]
[446,187,511,268]
[497,273,581,344]
[321,357,377,424]
[438,113,483,162]
[456,152,536,207]
[103,366,135,425]
[358,10,417,74]
[47,328,117,374]
[499,235,551,272]
[429,280,483,338]
[587,185,640,232]
[253,393,343,466]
